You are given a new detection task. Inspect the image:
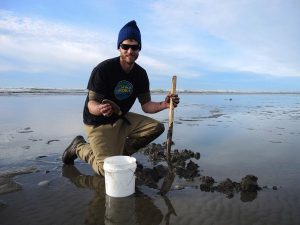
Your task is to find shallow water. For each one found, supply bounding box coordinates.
[0,93,300,225]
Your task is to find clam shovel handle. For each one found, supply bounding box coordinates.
[165,75,177,161]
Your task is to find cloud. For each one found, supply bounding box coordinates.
[1,0,300,87]
[147,0,300,77]
[0,10,114,74]
[0,10,176,79]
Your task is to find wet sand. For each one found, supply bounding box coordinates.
[1,94,300,225]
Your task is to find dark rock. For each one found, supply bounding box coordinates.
[142,143,165,162]
[200,184,211,192]
[135,167,163,189]
[138,142,268,201]
[216,178,235,194]
[136,162,143,170]
[194,152,200,160]
[200,176,215,186]
[240,175,259,192]
[141,143,201,181]
[153,165,168,179]
[175,160,200,180]
[186,160,199,171]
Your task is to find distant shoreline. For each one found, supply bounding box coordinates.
[0,88,300,95]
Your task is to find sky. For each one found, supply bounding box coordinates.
[0,0,300,91]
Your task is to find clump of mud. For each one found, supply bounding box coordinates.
[136,143,201,188]
[136,142,271,201]
[200,175,262,201]
[142,143,200,163]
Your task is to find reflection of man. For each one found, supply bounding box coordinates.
[62,165,163,225]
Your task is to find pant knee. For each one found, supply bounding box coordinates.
[147,122,165,142]
[155,122,165,136]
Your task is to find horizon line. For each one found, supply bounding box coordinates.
[0,87,300,95]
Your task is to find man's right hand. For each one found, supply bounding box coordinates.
[88,100,113,117]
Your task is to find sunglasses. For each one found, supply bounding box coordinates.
[120,44,140,51]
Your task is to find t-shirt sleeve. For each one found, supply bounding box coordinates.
[137,69,150,94]
[138,92,151,105]
[136,70,151,105]
[87,65,107,96]
[88,90,104,102]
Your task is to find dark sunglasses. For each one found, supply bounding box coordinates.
[120,43,140,51]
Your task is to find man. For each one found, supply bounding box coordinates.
[62,20,179,176]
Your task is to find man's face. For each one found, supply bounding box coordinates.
[119,39,140,65]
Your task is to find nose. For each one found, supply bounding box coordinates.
[127,47,135,53]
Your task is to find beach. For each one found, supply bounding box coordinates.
[1,93,300,225]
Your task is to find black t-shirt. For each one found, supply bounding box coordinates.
[83,57,150,125]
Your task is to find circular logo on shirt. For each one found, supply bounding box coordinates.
[114,80,133,100]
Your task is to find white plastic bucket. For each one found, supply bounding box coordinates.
[103,156,137,197]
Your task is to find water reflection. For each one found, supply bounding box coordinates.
[105,195,136,225]
[240,191,257,202]
[62,165,163,225]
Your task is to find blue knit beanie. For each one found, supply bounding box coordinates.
[117,20,141,50]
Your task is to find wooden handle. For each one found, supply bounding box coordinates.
[165,75,177,161]
[168,76,177,127]
[160,75,177,195]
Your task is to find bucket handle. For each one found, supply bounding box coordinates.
[106,168,136,186]
[127,168,135,185]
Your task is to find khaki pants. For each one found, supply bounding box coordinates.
[76,112,164,176]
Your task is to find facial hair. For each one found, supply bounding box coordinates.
[121,52,139,66]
